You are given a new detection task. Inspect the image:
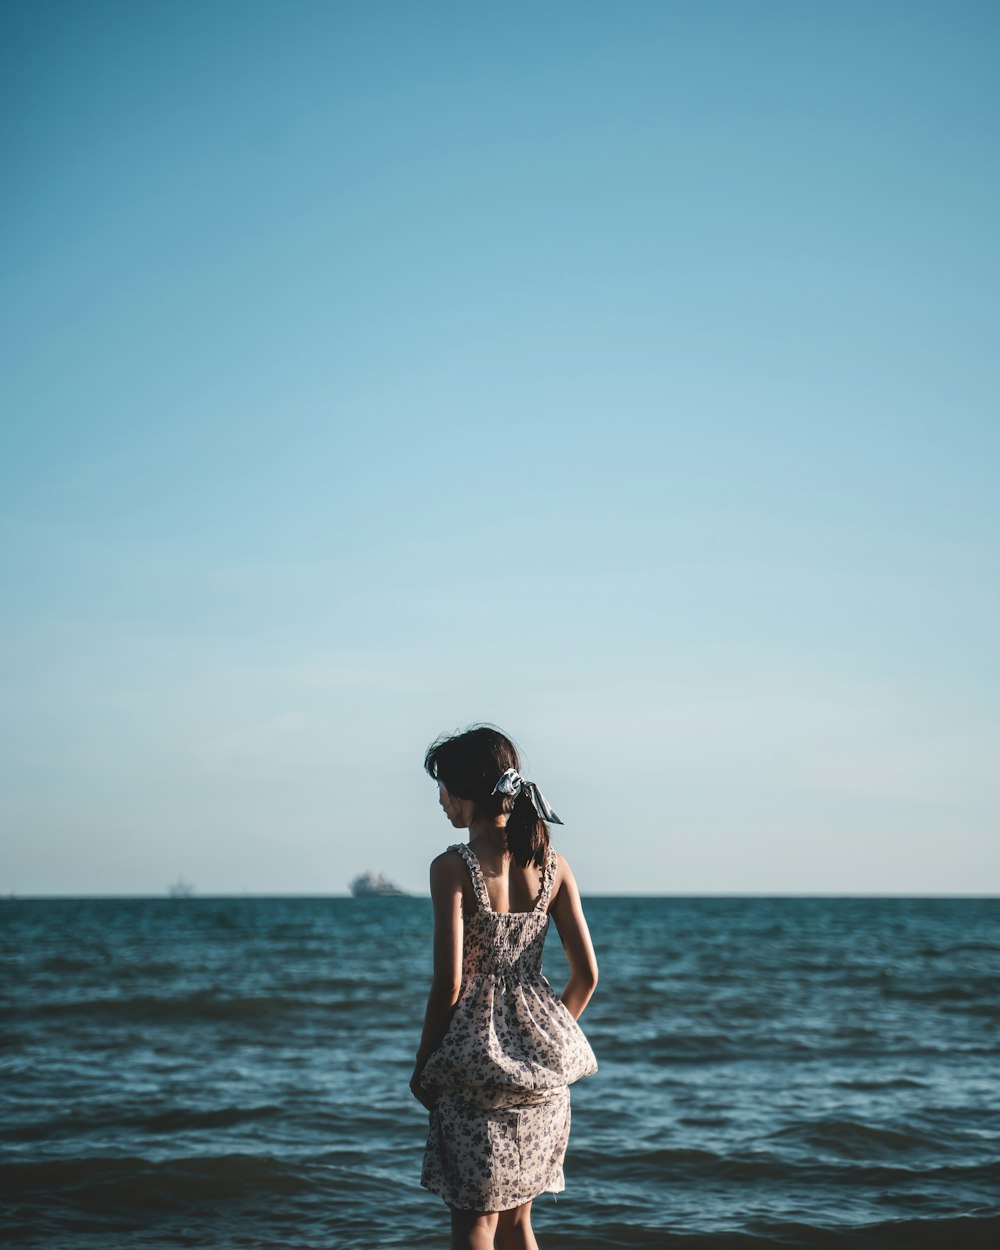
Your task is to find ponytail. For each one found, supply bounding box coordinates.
[505,789,549,869]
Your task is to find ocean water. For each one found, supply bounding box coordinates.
[2,893,998,1249]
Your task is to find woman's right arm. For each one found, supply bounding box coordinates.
[549,854,599,1020]
[410,852,464,1108]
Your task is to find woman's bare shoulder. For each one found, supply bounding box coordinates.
[551,846,579,876]
[429,847,467,888]
[549,846,581,901]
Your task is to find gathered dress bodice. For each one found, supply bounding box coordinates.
[455,839,555,982]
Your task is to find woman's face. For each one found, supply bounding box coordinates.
[438,782,472,829]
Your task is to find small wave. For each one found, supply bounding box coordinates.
[0,1152,315,1206]
[604,1031,818,1063]
[556,1223,778,1248]
[754,1213,1000,1250]
[557,1213,1000,1249]
[36,955,95,973]
[6,1103,286,1142]
[613,1150,1000,1189]
[880,978,1000,1005]
[831,1076,927,1090]
[575,1146,1000,1188]
[143,1104,285,1132]
[919,941,1000,958]
[23,991,356,1024]
[766,1117,939,1157]
[576,1145,829,1183]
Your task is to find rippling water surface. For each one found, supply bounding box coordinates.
[2,894,998,1248]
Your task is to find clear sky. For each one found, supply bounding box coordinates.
[2,1,998,895]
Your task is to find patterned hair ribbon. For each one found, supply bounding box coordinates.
[491,767,564,825]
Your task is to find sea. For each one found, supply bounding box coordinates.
[2,894,998,1249]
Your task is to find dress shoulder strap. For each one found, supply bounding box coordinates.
[534,844,558,913]
[448,843,492,913]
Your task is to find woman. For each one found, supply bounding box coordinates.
[410,725,599,1250]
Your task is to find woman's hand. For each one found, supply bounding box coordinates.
[409,1064,437,1111]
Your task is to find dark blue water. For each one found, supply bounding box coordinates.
[2,895,998,1248]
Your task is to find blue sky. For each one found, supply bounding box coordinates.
[2,1,998,894]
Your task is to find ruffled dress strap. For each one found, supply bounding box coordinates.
[450,842,492,913]
[534,845,558,912]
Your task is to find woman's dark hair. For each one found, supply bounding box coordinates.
[424,724,549,869]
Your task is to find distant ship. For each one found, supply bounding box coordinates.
[349,871,408,897]
[168,877,195,898]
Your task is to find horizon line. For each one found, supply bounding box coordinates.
[4,891,999,900]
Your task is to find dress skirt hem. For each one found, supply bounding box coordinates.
[420,1086,571,1212]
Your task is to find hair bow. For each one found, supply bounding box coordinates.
[491,767,564,825]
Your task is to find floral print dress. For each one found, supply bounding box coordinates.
[420,842,598,1212]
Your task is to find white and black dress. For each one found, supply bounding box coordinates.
[420,842,598,1211]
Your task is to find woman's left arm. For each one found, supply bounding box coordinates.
[549,854,599,1020]
[409,851,464,1109]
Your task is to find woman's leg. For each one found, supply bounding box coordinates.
[450,1207,499,1250]
[495,1201,538,1250]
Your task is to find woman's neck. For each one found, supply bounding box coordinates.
[469,815,508,855]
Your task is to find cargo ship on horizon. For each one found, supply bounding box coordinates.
[349,871,408,897]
